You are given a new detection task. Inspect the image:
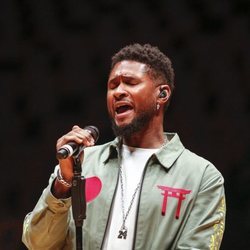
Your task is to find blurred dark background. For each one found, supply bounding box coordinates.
[0,0,249,249]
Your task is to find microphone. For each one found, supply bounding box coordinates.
[56,125,99,159]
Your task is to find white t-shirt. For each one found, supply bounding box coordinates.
[102,145,159,250]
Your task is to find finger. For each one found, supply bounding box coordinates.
[72,125,81,131]
[57,132,94,149]
[71,128,95,145]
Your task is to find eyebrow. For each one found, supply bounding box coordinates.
[108,75,141,84]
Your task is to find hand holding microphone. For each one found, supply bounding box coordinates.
[56,125,99,159]
[53,125,99,198]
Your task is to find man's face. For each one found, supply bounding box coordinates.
[107,60,158,137]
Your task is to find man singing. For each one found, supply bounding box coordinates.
[22,43,226,249]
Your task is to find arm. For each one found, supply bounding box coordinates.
[176,164,226,250]
[22,167,74,249]
[22,125,95,249]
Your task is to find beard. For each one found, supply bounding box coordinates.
[110,105,156,139]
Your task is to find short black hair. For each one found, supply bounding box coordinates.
[111,43,175,92]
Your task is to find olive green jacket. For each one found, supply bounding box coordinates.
[22,133,226,250]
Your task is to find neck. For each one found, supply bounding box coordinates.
[122,124,166,149]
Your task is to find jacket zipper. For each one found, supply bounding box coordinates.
[132,155,154,249]
[100,148,121,249]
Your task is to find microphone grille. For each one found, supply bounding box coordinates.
[84,125,99,143]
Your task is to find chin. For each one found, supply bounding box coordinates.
[114,119,132,128]
[111,117,146,138]
[110,106,155,138]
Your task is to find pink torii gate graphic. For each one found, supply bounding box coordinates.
[157,185,191,219]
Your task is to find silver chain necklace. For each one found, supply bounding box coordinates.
[117,138,168,240]
[117,164,142,240]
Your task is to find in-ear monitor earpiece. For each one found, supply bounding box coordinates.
[159,90,167,98]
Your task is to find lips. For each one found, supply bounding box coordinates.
[114,101,133,117]
[116,105,133,114]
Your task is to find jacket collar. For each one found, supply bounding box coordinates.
[102,137,121,164]
[103,133,185,170]
[154,133,185,170]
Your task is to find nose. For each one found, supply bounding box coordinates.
[113,83,128,99]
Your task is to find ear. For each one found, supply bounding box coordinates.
[157,85,171,106]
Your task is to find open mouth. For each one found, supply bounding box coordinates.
[115,105,133,114]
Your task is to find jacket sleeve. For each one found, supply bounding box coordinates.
[176,164,226,250]
[22,166,74,250]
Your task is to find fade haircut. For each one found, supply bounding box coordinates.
[111,43,175,93]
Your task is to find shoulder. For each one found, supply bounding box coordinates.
[165,133,224,186]
[81,139,118,176]
[85,141,113,154]
[181,148,213,169]
[164,133,222,177]
[182,148,222,173]
[180,148,224,189]
[83,138,117,163]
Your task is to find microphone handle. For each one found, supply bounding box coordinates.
[56,142,82,160]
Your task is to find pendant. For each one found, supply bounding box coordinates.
[117,226,127,239]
